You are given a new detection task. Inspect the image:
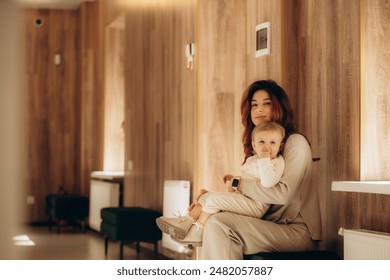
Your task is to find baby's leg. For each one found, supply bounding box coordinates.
[188,203,202,220]
[191,192,220,228]
[172,200,212,246]
[176,191,270,245]
[201,192,269,218]
[155,191,211,239]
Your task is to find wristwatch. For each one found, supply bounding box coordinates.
[231,176,241,191]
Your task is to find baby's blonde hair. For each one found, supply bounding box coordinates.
[251,122,285,140]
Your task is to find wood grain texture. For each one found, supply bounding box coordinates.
[122,1,196,259]
[123,0,196,210]
[283,0,360,254]
[103,0,125,25]
[22,0,390,260]
[25,9,81,221]
[358,0,390,238]
[361,0,390,180]
[197,0,247,194]
[247,0,283,82]
[79,1,105,198]
[25,2,105,222]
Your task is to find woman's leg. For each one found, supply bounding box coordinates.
[198,212,316,260]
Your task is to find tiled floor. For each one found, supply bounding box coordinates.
[4,225,169,260]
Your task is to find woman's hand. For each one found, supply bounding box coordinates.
[187,188,208,211]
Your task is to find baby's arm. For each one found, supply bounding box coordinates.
[223,174,234,183]
[223,174,240,193]
[257,156,285,188]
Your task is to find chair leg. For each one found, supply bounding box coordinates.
[48,216,52,232]
[154,241,158,259]
[120,242,124,260]
[104,236,109,256]
[81,220,86,233]
[57,220,61,234]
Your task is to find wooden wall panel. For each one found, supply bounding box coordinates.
[284,0,360,254]
[125,2,164,210]
[123,1,196,259]
[124,0,196,210]
[197,0,247,194]
[246,0,283,83]
[79,1,105,196]
[357,0,390,235]
[103,0,124,25]
[361,0,390,180]
[162,1,197,185]
[22,0,390,260]
[25,9,80,221]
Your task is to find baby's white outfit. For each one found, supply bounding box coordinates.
[199,154,285,218]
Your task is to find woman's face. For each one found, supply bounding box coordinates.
[250,90,273,126]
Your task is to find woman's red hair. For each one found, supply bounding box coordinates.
[240,80,296,162]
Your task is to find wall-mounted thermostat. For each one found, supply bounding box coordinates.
[255,22,270,57]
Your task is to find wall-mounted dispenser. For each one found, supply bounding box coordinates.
[185,43,195,70]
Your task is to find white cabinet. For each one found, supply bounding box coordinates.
[89,171,124,231]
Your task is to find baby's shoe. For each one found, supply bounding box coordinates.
[156,214,194,240]
[171,223,204,247]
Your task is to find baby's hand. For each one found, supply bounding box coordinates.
[258,152,271,158]
[258,147,271,159]
[223,174,234,183]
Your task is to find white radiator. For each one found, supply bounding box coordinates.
[162,180,190,253]
[339,228,390,259]
[89,171,124,231]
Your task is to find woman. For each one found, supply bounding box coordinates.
[196,80,323,259]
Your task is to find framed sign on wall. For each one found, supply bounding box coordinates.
[255,22,270,57]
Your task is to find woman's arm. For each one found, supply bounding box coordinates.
[240,134,312,205]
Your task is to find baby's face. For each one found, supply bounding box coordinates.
[252,129,283,159]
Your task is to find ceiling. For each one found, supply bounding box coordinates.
[16,0,94,10]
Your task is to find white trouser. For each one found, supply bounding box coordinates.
[198,192,269,218]
[197,212,317,259]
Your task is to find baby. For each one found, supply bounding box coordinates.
[156,121,285,246]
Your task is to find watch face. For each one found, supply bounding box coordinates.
[232,178,239,187]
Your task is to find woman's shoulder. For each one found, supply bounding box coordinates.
[286,133,309,145]
[282,133,312,161]
[284,133,311,152]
